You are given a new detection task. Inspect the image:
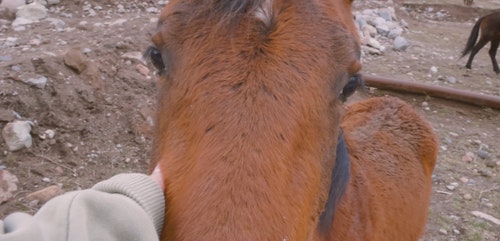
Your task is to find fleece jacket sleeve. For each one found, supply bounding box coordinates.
[0,173,165,241]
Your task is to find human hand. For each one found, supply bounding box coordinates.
[150,165,165,191]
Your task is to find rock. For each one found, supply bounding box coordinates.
[462,152,475,163]
[485,160,496,168]
[393,36,409,51]
[47,0,60,5]
[366,37,383,50]
[446,76,457,84]
[122,51,146,64]
[12,2,48,26]
[5,37,17,47]
[26,185,63,204]
[2,121,33,151]
[0,170,18,204]
[477,150,489,159]
[45,17,65,31]
[430,66,438,75]
[0,0,25,20]
[446,185,456,191]
[470,211,500,226]
[387,27,403,39]
[459,177,469,183]
[39,129,55,140]
[0,108,16,122]
[0,55,12,62]
[136,64,150,77]
[361,24,377,38]
[25,76,48,89]
[375,23,390,36]
[438,228,447,235]
[64,47,87,73]
[378,7,396,22]
[463,193,472,200]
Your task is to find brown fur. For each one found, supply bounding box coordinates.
[331,97,437,241]
[461,11,500,73]
[148,0,437,240]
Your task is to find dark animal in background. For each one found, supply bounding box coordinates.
[147,0,438,240]
[461,11,500,73]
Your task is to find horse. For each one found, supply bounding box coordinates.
[461,11,500,74]
[146,0,438,240]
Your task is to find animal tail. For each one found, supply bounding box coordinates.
[460,17,483,58]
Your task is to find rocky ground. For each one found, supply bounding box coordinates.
[0,0,499,240]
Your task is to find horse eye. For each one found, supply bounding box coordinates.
[339,74,364,102]
[143,46,166,75]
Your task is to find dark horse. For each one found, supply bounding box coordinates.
[147,0,438,240]
[461,11,500,73]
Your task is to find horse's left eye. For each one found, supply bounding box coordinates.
[339,74,364,102]
[143,46,166,75]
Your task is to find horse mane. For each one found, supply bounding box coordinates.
[213,0,265,15]
[318,130,350,237]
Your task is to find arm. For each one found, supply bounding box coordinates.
[0,173,165,241]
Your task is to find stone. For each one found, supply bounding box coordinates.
[47,0,60,5]
[26,185,63,204]
[366,37,382,50]
[13,2,48,26]
[477,150,489,159]
[0,170,18,204]
[462,152,475,163]
[387,28,403,39]
[64,47,87,74]
[362,24,377,38]
[25,76,48,89]
[378,7,396,22]
[2,121,33,151]
[446,76,457,84]
[393,36,409,51]
[122,51,145,64]
[0,0,25,20]
[136,64,150,77]
[0,108,15,122]
[0,55,12,62]
[45,17,65,31]
[463,193,472,200]
[375,23,390,36]
[430,66,438,75]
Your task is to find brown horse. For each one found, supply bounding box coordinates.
[461,11,500,73]
[146,0,438,240]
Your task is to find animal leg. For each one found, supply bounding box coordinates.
[466,38,489,69]
[488,39,499,73]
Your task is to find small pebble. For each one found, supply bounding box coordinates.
[42,177,51,183]
[463,193,472,200]
[485,160,497,168]
[438,228,447,235]
[476,150,489,159]
[462,152,475,163]
[459,177,469,183]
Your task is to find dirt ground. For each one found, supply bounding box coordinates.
[0,0,499,240]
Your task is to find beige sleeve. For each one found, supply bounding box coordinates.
[0,173,165,241]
